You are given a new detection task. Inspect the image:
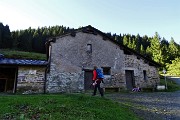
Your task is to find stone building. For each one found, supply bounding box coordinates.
[0,57,47,93]
[0,25,160,94]
[46,25,160,93]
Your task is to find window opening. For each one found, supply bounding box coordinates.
[102,67,111,75]
[143,70,147,81]
[87,44,92,53]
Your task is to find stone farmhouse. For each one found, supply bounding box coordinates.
[46,25,160,93]
[0,25,160,93]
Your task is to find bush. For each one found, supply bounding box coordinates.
[159,78,180,92]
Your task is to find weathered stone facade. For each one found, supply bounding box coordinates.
[16,66,46,93]
[46,26,160,93]
[124,55,159,88]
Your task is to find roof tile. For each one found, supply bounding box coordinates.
[0,58,48,66]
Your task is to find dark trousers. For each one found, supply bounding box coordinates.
[93,83,104,97]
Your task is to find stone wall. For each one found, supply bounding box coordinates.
[47,32,125,92]
[47,31,159,92]
[124,55,159,88]
[47,71,84,93]
[16,66,46,93]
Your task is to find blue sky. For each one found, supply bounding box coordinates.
[0,0,179,43]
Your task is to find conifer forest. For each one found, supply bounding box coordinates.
[0,22,180,75]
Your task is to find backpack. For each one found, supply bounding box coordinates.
[96,68,104,79]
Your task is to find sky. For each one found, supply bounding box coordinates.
[0,0,179,43]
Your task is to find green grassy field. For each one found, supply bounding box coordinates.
[0,94,139,120]
[0,49,46,60]
[159,78,180,92]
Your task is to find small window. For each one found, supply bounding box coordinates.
[102,67,111,75]
[87,44,92,53]
[143,70,147,81]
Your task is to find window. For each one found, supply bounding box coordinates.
[143,70,147,81]
[87,44,92,53]
[102,67,111,75]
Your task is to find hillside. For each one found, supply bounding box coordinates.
[0,49,46,60]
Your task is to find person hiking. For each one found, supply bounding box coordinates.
[92,66,104,97]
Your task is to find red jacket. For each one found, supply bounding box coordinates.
[93,70,97,81]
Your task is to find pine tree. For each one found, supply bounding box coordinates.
[1,25,12,48]
[131,38,136,50]
[123,35,128,46]
[149,32,162,64]
[145,46,152,59]
[142,35,150,51]
[140,44,145,55]
[168,37,179,60]
[135,34,141,53]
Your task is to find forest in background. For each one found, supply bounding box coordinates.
[0,22,180,76]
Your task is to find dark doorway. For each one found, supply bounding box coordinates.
[84,70,93,91]
[0,79,6,92]
[125,70,134,90]
[0,67,17,93]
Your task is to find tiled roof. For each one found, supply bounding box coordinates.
[0,58,48,66]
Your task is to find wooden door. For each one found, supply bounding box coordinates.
[125,70,134,90]
[84,70,93,91]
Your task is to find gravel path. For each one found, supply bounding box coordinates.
[106,91,180,120]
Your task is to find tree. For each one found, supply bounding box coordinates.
[32,30,43,53]
[131,38,136,50]
[117,33,123,44]
[135,34,141,53]
[140,44,145,55]
[123,35,129,46]
[160,37,170,64]
[142,35,151,51]
[145,46,152,59]
[149,32,163,64]
[168,37,179,60]
[11,30,21,50]
[0,24,12,48]
[166,57,180,76]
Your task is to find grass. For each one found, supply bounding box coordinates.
[0,94,140,120]
[0,49,46,60]
[159,78,180,92]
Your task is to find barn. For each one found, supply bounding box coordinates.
[46,25,160,93]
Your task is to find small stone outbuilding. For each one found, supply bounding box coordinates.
[46,25,160,93]
[0,57,47,93]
